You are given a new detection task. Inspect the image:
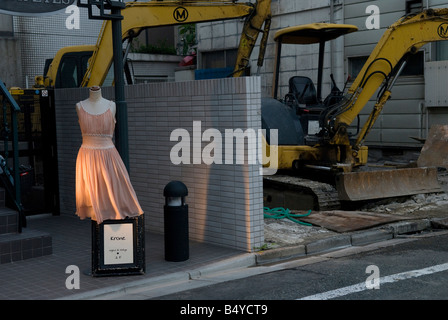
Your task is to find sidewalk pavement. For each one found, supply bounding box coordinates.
[1,211,447,300]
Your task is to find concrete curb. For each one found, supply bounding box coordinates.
[255,245,306,264]
[387,219,432,235]
[58,270,190,300]
[430,217,448,229]
[187,253,256,279]
[305,234,352,255]
[60,253,257,300]
[64,217,447,300]
[350,229,394,246]
[255,218,444,265]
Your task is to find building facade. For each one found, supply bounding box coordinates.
[2,0,448,149]
[197,0,448,149]
[2,2,180,88]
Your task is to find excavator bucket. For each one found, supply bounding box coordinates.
[336,167,443,201]
[337,125,448,201]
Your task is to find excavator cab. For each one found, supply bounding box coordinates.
[263,23,358,147]
[272,23,358,102]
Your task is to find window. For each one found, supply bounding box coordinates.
[200,49,251,76]
[201,49,239,69]
[58,57,78,88]
[436,41,448,61]
[406,0,423,15]
[348,51,424,80]
[348,56,368,79]
[55,52,93,88]
[81,55,90,81]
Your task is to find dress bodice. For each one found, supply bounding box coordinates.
[78,102,115,149]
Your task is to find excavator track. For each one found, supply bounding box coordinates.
[263,175,341,211]
[263,166,444,212]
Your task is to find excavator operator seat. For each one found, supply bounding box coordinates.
[288,76,319,107]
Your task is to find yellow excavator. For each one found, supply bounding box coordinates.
[263,9,448,209]
[37,0,271,88]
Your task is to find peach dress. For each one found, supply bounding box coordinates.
[75,101,143,224]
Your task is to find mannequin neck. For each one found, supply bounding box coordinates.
[82,87,110,115]
[89,87,102,103]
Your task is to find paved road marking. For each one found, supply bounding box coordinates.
[298,262,448,300]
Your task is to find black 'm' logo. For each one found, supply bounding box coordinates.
[173,7,188,22]
[438,23,448,39]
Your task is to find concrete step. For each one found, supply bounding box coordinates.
[0,188,4,208]
[0,229,52,264]
[0,207,18,235]
[0,187,54,264]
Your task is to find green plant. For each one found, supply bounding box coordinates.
[254,243,275,252]
[178,24,197,56]
[131,38,177,55]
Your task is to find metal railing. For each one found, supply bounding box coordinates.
[0,81,24,232]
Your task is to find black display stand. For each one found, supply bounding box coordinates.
[91,215,145,277]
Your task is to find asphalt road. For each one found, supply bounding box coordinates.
[156,232,448,301]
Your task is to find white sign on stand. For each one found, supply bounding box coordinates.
[103,223,134,265]
[91,216,145,277]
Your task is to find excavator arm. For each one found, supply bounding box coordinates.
[80,0,271,87]
[316,8,448,201]
[324,8,448,153]
[232,0,271,77]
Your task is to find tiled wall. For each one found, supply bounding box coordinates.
[54,77,264,252]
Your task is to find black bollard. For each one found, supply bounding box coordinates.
[163,181,189,262]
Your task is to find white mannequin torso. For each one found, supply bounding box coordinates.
[76,86,116,118]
